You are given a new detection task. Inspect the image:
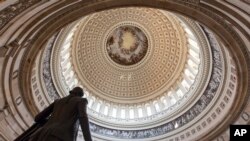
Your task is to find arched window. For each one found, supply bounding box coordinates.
[129,108,134,119]
[104,105,108,115]
[147,106,152,116]
[155,102,160,112]
[138,107,143,118]
[121,109,125,119]
[96,102,101,112]
[112,107,117,117]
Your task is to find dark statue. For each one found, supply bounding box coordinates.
[29,87,92,141]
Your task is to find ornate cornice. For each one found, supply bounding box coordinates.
[0,0,41,32]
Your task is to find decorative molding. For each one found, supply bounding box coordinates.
[0,46,8,57]
[42,33,60,101]
[0,0,40,31]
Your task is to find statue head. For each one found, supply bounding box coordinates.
[69,87,84,97]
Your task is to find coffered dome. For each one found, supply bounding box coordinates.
[71,8,189,103]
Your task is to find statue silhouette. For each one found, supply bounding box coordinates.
[29,87,92,141]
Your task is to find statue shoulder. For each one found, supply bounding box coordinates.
[72,97,88,103]
[81,98,88,104]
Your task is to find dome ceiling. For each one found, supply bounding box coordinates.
[71,8,189,103]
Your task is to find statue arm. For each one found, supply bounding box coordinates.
[34,102,55,123]
[78,99,92,141]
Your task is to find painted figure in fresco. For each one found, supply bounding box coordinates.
[29,87,92,141]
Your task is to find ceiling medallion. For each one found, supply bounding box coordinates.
[106,25,148,65]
